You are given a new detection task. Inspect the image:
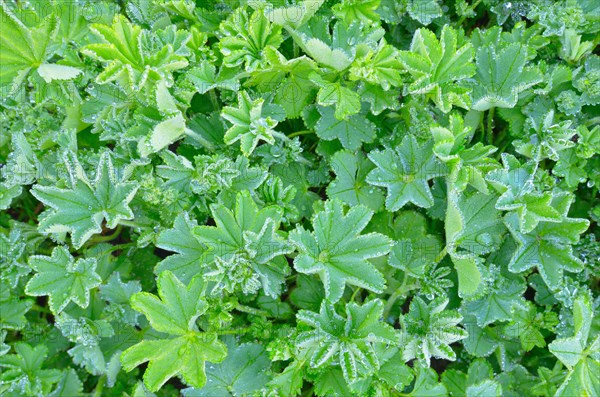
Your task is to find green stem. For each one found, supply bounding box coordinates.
[117,220,143,228]
[88,225,122,244]
[584,116,600,127]
[236,304,269,317]
[349,287,361,303]
[433,245,448,265]
[209,90,219,110]
[30,304,51,314]
[383,274,411,319]
[457,0,483,26]
[217,327,252,335]
[287,130,313,138]
[93,375,105,397]
[301,387,314,397]
[87,243,136,264]
[487,107,495,145]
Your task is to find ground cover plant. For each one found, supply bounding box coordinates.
[0,0,599,396]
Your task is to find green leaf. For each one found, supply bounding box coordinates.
[140,112,188,157]
[471,43,543,111]
[289,200,392,303]
[446,189,506,257]
[0,183,22,210]
[31,152,138,249]
[445,186,498,297]
[0,229,31,288]
[219,8,283,71]
[333,0,382,25]
[466,380,501,397]
[409,367,447,396]
[401,296,468,367]
[443,360,502,397]
[315,106,377,150]
[25,246,102,314]
[265,0,325,29]
[247,47,318,118]
[367,136,446,211]
[431,113,498,193]
[0,343,62,396]
[504,199,589,291]
[486,154,562,233]
[349,40,402,91]
[359,82,400,114]
[37,64,82,83]
[82,15,189,91]
[289,274,325,311]
[549,294,600,397]
[155,213,206,283]
[289,21,356,72]
[195,191,291,297]
[99,272,142,325]
[0,3,55,86]
[313,367,352,397]
[0,297,33,330]
[503,301,558,351]
[407,0,443,25]
[461,273,526,327]
[398,26,475,112]
[315,81,362,120]
[48,369,83,397]
[388,211,442,278]
[327,150,384,211]
[268,360,304,397]
[121,271,227,392]
[183,338,271,397]
[221,91,283,156]
[297,299,398,383]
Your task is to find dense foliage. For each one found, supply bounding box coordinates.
[1,0,599,396]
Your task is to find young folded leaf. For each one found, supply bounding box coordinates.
[296,299,398,383]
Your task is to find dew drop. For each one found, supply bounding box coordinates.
[475,233,493,247]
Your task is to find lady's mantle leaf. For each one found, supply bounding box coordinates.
[296,299,398,383]
[504,195,589,291]
[31,152,138,249]
[315,106,377,150]
[289,200,392,303]
[25,246,102,314]
[0,3,56,86]
[549,294,600,397]
[0,343,62,396]
[183,338,271,397]
[219,8,283,71]
[401,296,468,367]
[194,191,291,297]
[221,91,284,156]
[471,43,543,111]
[155,212,206,283]
[327,150,385,211]
[398,25,475,112]
[82,15,189,90]
[121,271,227,392]
[367,136,446,211]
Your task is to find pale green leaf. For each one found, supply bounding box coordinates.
[25,246,102,314]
